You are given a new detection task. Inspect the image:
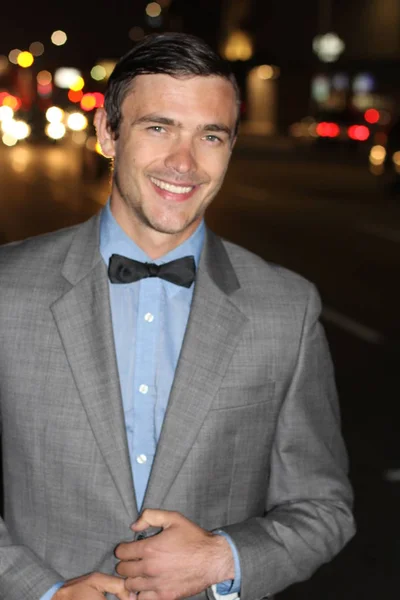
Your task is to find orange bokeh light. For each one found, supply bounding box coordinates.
[68,89,84,103]
[0,91,10,105]
[80,93,97,111]
[2,94,22,111]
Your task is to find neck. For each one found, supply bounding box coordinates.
[109,198,198,260]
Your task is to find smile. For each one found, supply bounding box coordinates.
[149,176,195,195]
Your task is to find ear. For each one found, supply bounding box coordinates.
[94,108,116,158]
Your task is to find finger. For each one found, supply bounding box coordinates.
[132,508,176,532]
[135,591,158,600]
[124,576,153,593]
[116,558,145,578]
[91,572,132,599]
[115,539,143,560]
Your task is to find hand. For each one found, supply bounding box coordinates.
[53,572,132,599]
[115,509,234,600]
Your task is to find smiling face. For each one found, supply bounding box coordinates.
[95,73,238,257]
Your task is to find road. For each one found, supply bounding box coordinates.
[1,139,399,598]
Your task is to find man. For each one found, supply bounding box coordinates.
[0,33,355,600]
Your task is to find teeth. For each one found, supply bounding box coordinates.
[150,177,194,194]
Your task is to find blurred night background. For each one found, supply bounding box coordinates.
[1,0,400,597]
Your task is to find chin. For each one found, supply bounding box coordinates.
[145,211,196,236]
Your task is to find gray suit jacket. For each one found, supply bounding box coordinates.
[0,214,354,600]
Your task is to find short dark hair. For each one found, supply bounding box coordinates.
[104,32,240,138]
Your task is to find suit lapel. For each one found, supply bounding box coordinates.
[143,230,248,509]
[51,216,137,521]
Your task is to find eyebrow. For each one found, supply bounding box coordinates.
[133,115,176,127]
[133,114,233,138]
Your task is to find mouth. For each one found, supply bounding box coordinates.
[149,176,198,201]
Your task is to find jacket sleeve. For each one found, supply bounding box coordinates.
[0,517,63,600]
[220,284,355,599]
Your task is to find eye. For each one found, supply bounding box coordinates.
[204,134,223,144]
[147,125,166,133]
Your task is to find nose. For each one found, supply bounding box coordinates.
[164,141,197,175]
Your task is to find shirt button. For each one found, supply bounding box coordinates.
[136,454,147,464]
[139,384,148,394]
[144,312,154,323]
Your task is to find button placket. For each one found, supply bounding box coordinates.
[131,278,161,504]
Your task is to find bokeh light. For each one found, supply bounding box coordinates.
[80,93,97,111]
[369,145,386,165]
[37,83,53,98]
[29,41,44,56]
[392,151,400,167]
[70,76,85,92]
[17,51,34,68]
[8,49,21,65]
[353,73,374,94]
[37,70,52,85]
[97,61,116,80]
[67,112,88,131]
[364,108,380,124]
[223,31,253,61]
[90,65,107,81]
[146,2,162,17]
[51,30,67,46]
[54,68,81,89]
[2,133,18,146]
[316,122,340,138]
[348,125,370,141]
[2,119,31,140]
[13,120,31,140]
[0,106,14,121]
[257,65,279,81]
[93,92,104,108]
[46,106,64,123]
[68,89,83,103]
[45,122,66,139]
[0,92,10,105]
[2,95,22,111]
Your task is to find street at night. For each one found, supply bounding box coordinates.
[1,138,399,597]
[2,0,400,596]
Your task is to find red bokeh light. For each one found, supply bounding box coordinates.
[93,92,104,108]
[348,125,370,141]
[316,122,340,138]
[37,83,53,98]
[364,108,379,124]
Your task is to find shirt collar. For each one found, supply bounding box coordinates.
[99,200,205,268]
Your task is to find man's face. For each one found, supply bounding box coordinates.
[97,73,237,250]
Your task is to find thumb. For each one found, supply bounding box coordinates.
[131,508,176,532]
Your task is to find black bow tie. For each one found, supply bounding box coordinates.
[108,254,196,288]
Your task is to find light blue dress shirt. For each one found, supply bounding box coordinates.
[41,203,240,599]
